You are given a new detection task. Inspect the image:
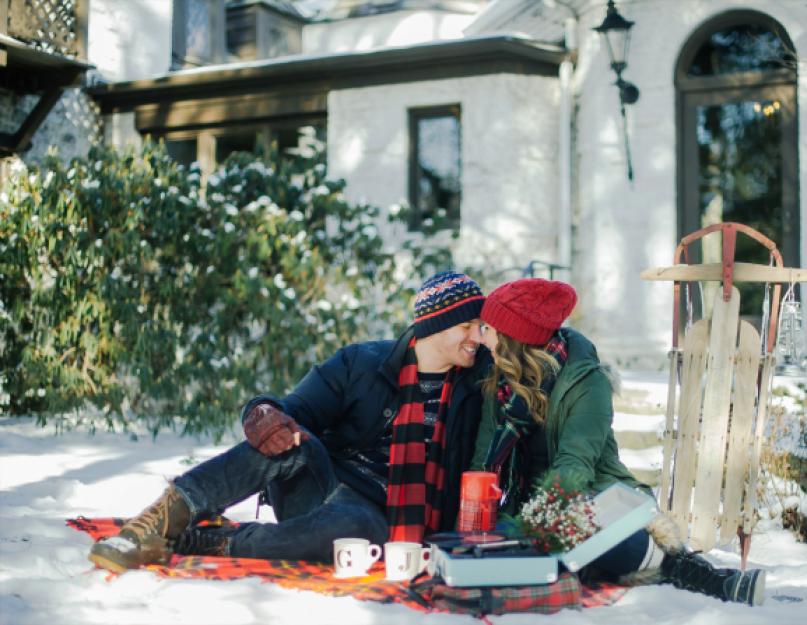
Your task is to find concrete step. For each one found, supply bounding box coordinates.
[618,444,662,487]
[612,411,664,448]
[613,392,665,416]
[615,429,661,450]
[612,373,667,487]
[614,371,669,416]
[627,467,660,487]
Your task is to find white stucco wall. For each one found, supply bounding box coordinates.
[569,0,807,367]
[88,0,173,82]
[303,10,475,54]
[103,112,143,151]
[327,73,560,281]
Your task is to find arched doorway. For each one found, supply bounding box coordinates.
[676,10,798,318]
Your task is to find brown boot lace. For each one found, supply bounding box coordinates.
[122,486,190,543]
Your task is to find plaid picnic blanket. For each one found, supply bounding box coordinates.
[68,517,627,615]
[408,574,582,616]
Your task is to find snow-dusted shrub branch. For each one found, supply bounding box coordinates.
[0,140,452,438]
[758,383,807,542]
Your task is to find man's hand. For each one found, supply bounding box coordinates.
[243,403,309,456]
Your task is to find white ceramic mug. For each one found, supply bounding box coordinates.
[384,541,431,581]
[333,538,382,578]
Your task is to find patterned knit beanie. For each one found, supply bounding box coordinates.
[481,279,577,346]
[413,271,485,339]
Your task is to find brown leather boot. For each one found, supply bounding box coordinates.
[88,484,191,573]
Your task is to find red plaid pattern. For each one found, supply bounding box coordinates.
[386,337,456,543]
[70,517,628,614]
[410,572,582,615]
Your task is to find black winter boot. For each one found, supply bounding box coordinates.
[173,525,235,557]
[661,550,766,606]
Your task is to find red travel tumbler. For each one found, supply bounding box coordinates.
[457,471,502,532]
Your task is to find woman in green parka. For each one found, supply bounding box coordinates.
[471,278,765,606]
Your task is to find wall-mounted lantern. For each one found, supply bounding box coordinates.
[594,0,640,180]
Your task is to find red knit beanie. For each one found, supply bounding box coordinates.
[481,279,577,346]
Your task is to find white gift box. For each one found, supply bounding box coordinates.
[559,482,658,573]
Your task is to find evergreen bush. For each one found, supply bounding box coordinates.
[0,139,451,437]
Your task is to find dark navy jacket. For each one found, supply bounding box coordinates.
[241,326,491,532]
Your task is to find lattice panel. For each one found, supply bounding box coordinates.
[8,0,81,57]
[25,88,103,160]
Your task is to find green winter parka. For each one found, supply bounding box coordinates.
[471,328,650,515]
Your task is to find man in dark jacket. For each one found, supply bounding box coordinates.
[88,271,490,572]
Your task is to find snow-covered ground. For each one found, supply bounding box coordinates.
[1,374,806,625]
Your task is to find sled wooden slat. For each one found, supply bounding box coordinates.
[719,321,761,545]
[669,320,709,536]
[743,354,776,534]
[640,263,807,283]
[690,287,740,553]
[658,348,680,513]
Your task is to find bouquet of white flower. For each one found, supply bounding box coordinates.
[516,477,599,553]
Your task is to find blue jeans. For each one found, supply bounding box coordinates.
[583,529,652,579]
[173,436,388,561]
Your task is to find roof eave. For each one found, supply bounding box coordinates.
[90,35,566,109]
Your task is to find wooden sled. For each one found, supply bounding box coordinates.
[641,222,806,568]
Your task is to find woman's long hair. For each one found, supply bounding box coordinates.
[482,333,560,425]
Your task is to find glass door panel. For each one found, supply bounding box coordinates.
[681,84,798,321]
[696,98,782,317]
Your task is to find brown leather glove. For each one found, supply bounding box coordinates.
[243,403,309,456]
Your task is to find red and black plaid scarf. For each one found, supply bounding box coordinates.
[483,333,568,507]
[386,337,457,543]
